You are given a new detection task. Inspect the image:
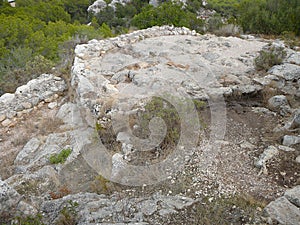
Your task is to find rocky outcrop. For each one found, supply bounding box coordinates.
[1,26,300,224]
[41,192,197,224]
[0,179,37,219]
[264,185,300,225]
[0,74,66,128]
[88,0,132,14]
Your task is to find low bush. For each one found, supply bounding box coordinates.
[254,45,287,71]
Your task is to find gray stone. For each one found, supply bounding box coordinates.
[1,118,12,127]
[264,196,300,225]
[277,145,295,152]
[15,138,41,165]
[282,135,300,146]
[255,146,279,169]
[285,51,300,65]
[6,110,16,119]
[285,185,300,207]
[48,101,57,109]
[240,141,256,150]
[0,114,5,122]
[157,195,197,210]
[17,132,71,171]
[0,179,22,215]
[40,192,197,224]
[7,166,60,197]
[56,103,84,128]
[251,107,276,116]
[0,93,15,105]
[16,201,37,216]
[296,155,300,164]
[88,0,132,14]
[232,85,262,95]
[202,52,220,62]
[268,63,300,81]
[149,0,159,7]
[290,109,300,129]
[268,95,289,109]
[139,199,158,216]
[21,102,32,109]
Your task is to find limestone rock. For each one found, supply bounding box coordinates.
[285,185,300,207]
[268,63,300,81]
[277,145,295,152]
[254,146,279,169]
[0,114,5,122]
[48,102,57,109]
[56,103,85,128]
[0,74,66,121]
[40,192,197,224]
[87,0,107,14]
[282,135,300,146]
[290,109,300,129]
[0,93,15,105]
[1,118,12,127]
[15,137,41,165]
[0,179,22,215]
[268,95,289,109]
[264,196,300,225]
[7,166,60,198]
[285,51,300,65]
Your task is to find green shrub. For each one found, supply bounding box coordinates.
[130,96,181,149]
[132,2,204,32]
[99,23,114,38]
[49,148,72,164]
[254,46,287,71]
[207,13,223,32]
[238,0,300,35]
[25,55,55,75]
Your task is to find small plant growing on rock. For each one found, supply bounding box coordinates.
[50,186,71,199]
[12,213,45,225]
[90,174,113,194]
[49,148,72,164]
[255,45,287,71]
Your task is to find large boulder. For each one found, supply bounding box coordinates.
[264,186,300,225]
[268,63,300,81]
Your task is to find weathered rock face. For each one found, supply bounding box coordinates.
[72,26,265,115]
[88,0,131,14]
[1,26,300,224]
[0,179,37,219]
[41,192,197,224]
[264,186,300,225]
[0,74,66,128]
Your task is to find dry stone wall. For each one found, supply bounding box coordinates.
[0,74,66,128]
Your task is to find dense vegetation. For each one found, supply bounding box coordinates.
[0,0,299,94]
[0,0,113,93]
[238,0,300,35]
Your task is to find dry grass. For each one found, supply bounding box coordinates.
[260,82,281,105]
[156,194,267,225]
[50,186,72,199]
[37,117,64,136]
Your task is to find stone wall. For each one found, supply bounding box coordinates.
[0,74,66,127]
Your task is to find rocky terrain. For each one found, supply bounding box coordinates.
[0,26,299,224]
